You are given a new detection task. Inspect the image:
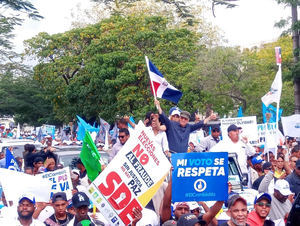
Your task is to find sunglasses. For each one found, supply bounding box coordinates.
[180,116,188,120]
[212,129,220,132]
[257,202,271,207]
[118,135,125,139]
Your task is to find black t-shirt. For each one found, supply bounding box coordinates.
[44,212,74,226]
[252,175,265,190]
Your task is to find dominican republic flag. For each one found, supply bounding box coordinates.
[145,56,182,104]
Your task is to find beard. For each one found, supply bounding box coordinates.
[18,210,34,220]
[231,217,246,226]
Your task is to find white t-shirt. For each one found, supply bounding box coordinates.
[0,217,45,226]
[210,139,256,174]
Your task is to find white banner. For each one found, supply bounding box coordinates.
[87,121,171,226]
[281,114,300,138]
[220,116,258,145]
[37,167,73,200]
[0,169,52,203]
[257,123,277,145]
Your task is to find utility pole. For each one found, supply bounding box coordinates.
[291,3,300,114]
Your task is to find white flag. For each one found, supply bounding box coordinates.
[281,114,300,137]
[261,65,282,107]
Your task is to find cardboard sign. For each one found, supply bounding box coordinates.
[282,114,300,138]
[220,116,258,145]
[171,152,228,202]
[87,122,171,226]
[0,169,52,203]
[37,167,73,200]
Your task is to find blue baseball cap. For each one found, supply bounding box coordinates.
[254,193,272,204]
[251,156,263,165]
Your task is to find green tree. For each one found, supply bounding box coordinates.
[0,0,42,73]
[25,15,201,123]
[275,0,300,114]
[0,72,61,126]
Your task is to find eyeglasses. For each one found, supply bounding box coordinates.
[212,129,220,133]
[257,202,271,207]
[180,116,188,120]
[118,135,125,139]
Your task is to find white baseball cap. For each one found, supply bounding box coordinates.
[274,179,292,196]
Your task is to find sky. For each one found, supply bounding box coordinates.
[13,0,290,53]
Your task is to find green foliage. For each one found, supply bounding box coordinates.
[25,15,200,123]
[0,0,42,72]
[0,72,61,126]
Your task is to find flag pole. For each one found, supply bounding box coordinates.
[145,56,159,111]
[145,56,157,101]
[275,46,282,160]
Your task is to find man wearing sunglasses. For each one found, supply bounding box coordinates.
[247,193,274,226]
[109,128,130,161]
[154,100,216,153]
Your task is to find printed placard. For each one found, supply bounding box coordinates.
[37,167,73,200]
[221,116,258,145]
[87,121,171,226]
[171,152,228,202]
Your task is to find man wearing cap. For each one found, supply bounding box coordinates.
[221,195,248,226]
[210,124,256,176]
[248,155,263,188]
[3,194,45,225]
[247,193,274,226]
[286,159,300,196]
[252,162,272,190]
[45,192,74,226]
[169,107,181,122]
[67,192,99,226]
[155,100,215,153]
[197,125,221,152]
[177,213,205,226]
[259,174,292,221]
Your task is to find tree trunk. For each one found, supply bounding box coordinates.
[291,4,300,113]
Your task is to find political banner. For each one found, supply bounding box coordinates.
[87,121,172,226]
[0,169,52,203]
[257,123,277,145]
[37,167,73,200]
[220,116,258,145]
[171,152,228,202]
[281,114,300,138]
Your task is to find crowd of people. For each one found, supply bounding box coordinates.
[0,99,299,226]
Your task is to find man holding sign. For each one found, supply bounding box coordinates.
[160,152,229,224]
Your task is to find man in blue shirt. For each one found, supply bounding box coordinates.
[155,100,216,153]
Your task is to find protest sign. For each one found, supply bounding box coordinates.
[87,121,171,226]
[171,152,228,202]
[220,116,258,145]
[37,167,73,200]
[282,114,300,138]
[257,123,277,145]
[0,169,52,203]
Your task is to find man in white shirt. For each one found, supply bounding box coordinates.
[2,193,45,226]
[210,124,256,176]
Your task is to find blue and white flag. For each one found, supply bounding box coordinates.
[146,56,182,104]
[262,103,283,123]
[5,149,20,171]
[237,106,243,117]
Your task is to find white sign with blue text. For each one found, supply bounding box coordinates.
[171,152,228,202]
